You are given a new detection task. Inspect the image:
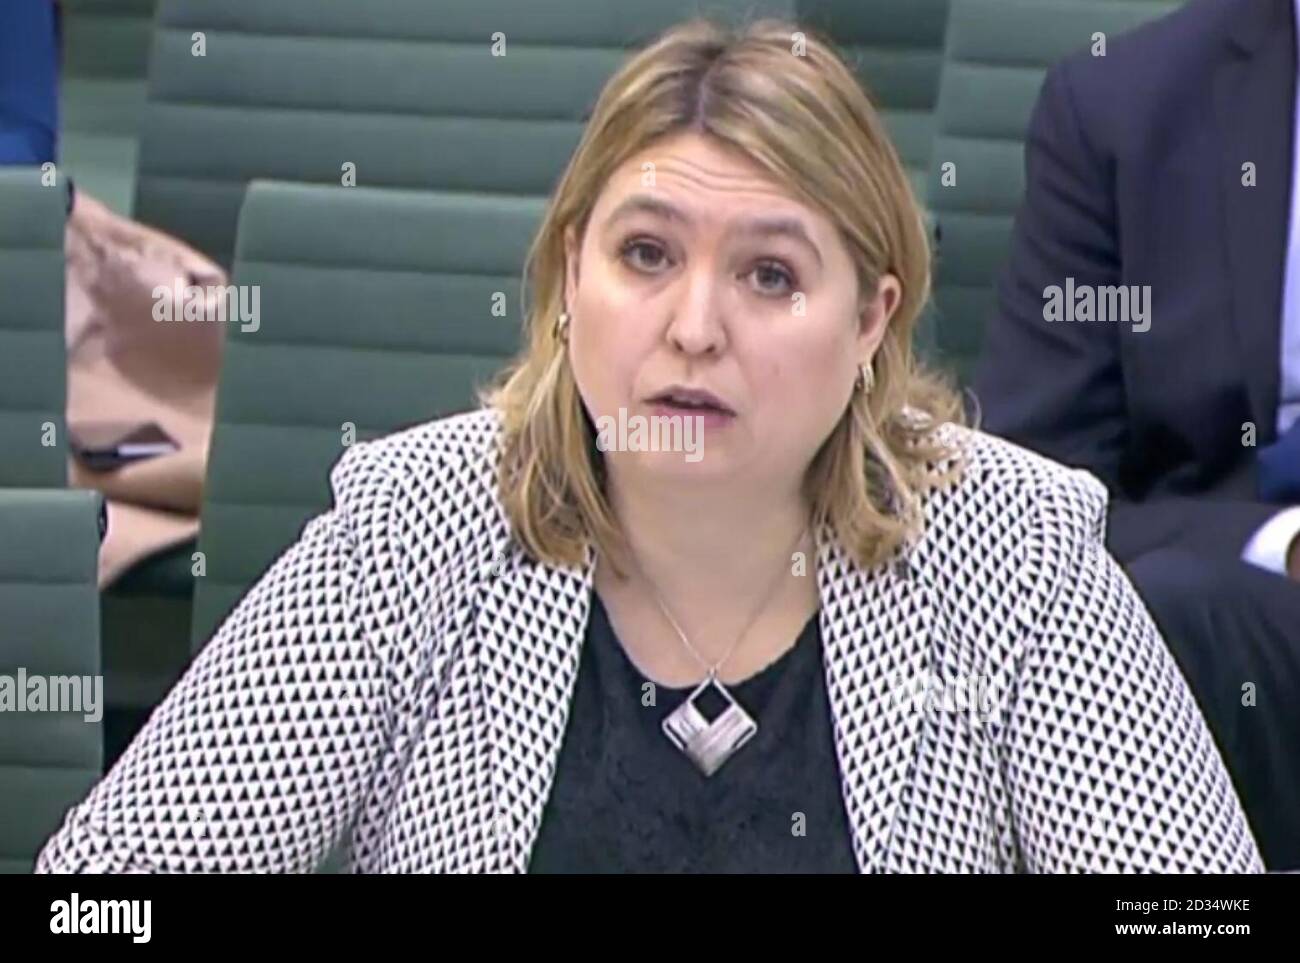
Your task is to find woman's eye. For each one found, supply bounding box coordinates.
[748,260,796,296]
[621,240,670,273]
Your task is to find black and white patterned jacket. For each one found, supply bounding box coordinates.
[36,408,1263,873]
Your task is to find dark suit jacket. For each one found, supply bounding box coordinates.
[974,0,1297,563]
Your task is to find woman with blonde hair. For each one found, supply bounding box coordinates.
[38,17,1260,873]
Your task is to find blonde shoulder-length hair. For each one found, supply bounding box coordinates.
[480,16,965,573]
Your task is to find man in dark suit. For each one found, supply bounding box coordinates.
[975,0,1300,869]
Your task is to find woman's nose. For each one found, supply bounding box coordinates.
[665,270,728,355]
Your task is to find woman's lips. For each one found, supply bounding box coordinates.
[647,401,736,428]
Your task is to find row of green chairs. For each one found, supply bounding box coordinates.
[134,0,799,268]
[0,169,100,873]
[132,0,1181,379]
[60,0,955,234]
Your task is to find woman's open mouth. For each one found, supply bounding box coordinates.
[647,401,736,427]
[645,386,737,426]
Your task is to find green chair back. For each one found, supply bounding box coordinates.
[0,489,103,873]
[798,0,952,200]
[0,168,68,486]
[135,0,794,267]
[189,181,544,648]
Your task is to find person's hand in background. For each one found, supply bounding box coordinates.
[1251,420,1300,582]
[1258,418,1300,503]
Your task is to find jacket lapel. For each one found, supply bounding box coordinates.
[815,526,934,873]
[474,540,594,873]
[1213,0,1295,437]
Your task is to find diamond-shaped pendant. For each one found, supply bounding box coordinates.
[662,675,758,776]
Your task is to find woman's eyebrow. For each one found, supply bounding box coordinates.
[604,194,691,230]
[732,215,823,268]
[603,194,823,267]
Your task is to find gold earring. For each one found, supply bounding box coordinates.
[855,362,874,394]
[554,311,571,343]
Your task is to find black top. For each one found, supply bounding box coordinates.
[527,591,860,873]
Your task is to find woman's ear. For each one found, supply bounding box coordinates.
[857,273,902,357]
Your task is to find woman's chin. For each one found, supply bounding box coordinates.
[606,445,735,481]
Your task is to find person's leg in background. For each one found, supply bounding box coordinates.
[0,1,60,166]
[1127,548,1300,870]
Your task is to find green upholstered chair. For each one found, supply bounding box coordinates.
[925,0,1181,383]
[189,180,544,649]
[0,168,68,488]
[134,0,794,269]
[0,489,104,873]
[797,0,952,202]
[59,0,159,216]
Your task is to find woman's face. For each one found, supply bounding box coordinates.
[564,130,900,496]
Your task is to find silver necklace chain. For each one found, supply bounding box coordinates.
[624,525,811,680]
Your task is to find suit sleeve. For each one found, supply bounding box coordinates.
[1103,494,1282,563]
[34,443,404,873]
[972,60,1279,564]
[1000,471,1264,873]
